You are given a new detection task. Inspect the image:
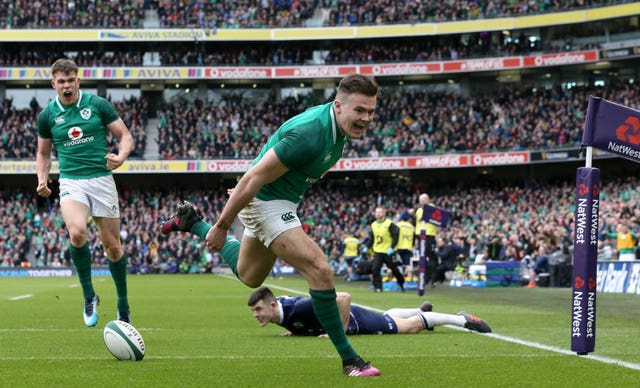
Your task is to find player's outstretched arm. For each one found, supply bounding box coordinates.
[36,137,53,198]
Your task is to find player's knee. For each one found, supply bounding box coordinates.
[304,258,333,281]
[68,230,87,247]
[336,292,351,305]
[104,245,123,261]
[241,277,263,288]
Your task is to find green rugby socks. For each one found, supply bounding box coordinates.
[109,256,129,312]
[69,243,95,299]
[189,221,239,277]
[309,288,358,361]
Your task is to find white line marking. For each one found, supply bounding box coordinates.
[8,294,33,301]
[0,328,162,332]
[260,279,640,372]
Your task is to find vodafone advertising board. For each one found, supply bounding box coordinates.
[190,50,600,81]
[331,152,530,171]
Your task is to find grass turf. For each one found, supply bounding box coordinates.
[1,274,639,387]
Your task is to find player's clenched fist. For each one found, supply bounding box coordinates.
[36,181,52,197]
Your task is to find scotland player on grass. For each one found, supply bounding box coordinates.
[248,287,491,336]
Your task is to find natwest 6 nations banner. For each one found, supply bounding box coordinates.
[582,96,640,163]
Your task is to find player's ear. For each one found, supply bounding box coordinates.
[333,99,341,113]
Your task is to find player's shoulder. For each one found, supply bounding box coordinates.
[82,91,109,106]
[38,99,59,121]
[281,102,331,132]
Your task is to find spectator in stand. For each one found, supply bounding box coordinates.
[526,243,551,288]
[603,220,638,261]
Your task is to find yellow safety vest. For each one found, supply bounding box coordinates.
[343,236,359,257]
[617,232,636,251]
[415,206,437,236]
[371,219,393,253]
[396,221,414,250]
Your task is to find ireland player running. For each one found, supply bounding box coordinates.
[162,73,381,376]
[36,58,134,326]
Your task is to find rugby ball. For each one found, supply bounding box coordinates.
[103,320,145,361]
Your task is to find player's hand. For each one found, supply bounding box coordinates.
[361,246,368,254]
[205,224,228,252]
[105,153,125,170]
[387,248,395,255]
[36,181,51,198]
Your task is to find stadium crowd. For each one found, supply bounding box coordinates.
[0,0,629,29]
[2,174,639,277]
[0,28,607,68]
[3,79,639,160]
[134,79,640,159]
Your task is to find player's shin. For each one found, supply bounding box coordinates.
[70,242,95,298]
[309,288,358,361]
[219,235,240,277]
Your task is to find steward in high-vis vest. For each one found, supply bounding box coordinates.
[396,211,416,278]
[363,206,405,292]
[341,232,361,280]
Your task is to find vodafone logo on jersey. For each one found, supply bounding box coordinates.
[64,126,95,147]
[68,126,83,140]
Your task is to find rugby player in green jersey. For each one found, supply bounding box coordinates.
[162,73,381,376]
[36,59,134,327]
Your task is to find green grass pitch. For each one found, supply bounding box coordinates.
[1,274,639,387]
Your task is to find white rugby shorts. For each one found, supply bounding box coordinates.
[238,198,301,247]
[59,175,120,218]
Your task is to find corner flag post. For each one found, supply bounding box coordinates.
[570,95,640,355]
[571,153,599,355]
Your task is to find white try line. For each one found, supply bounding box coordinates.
[8,294,33,301]
[258,278,640,372]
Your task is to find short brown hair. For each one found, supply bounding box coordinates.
[51,58,78,77]
[247,287,276,306]
[337,73,379,98]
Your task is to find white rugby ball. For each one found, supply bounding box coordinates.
[103,320,145,361]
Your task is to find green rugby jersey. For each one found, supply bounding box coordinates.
[254,101,347,203]
[38,91,119,179]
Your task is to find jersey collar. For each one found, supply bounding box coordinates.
[277,300,284,325]
[55,89,83,112]
[329,103,338,144]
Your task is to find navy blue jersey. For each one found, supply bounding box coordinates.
[277,296,398,336]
